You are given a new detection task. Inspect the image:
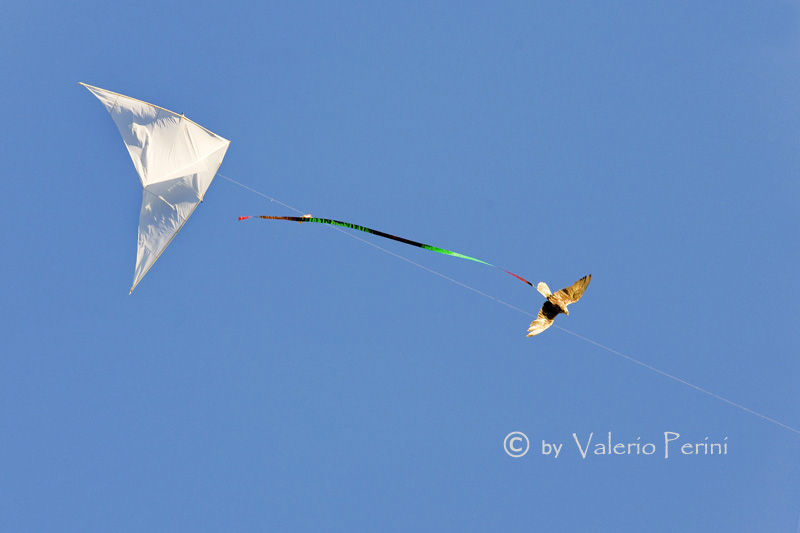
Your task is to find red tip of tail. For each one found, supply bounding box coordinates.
[503,269,534,287]
[238,216,250,221]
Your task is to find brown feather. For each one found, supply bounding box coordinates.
[526,275,591,337]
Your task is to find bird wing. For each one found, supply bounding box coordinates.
[526,312,554,336]
[526,301,560,337]
[550,274,591,307]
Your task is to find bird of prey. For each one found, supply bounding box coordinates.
[526,275,591,337]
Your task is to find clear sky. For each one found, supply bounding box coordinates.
[2,1,799,531]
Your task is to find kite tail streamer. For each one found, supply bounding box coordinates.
[239,215,534,288]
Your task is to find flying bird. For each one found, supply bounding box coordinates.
[527,275,592,337]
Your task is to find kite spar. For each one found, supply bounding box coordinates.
[81,83,230,292]
[239,215,535,287]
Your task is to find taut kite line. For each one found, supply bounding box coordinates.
[78,84,800,436]
[239,215,534,288]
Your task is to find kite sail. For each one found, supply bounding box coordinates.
[81,83,230,292]
[239,215,534,287]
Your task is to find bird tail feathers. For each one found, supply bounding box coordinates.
[536,282,551,298]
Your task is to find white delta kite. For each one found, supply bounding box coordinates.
[81,83,230,292]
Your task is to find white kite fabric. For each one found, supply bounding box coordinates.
[81,83,230,292]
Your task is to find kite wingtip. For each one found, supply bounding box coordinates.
[238,216,250,221]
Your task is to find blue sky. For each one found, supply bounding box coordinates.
[2,1,799,531]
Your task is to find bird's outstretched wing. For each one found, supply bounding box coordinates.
[527,301,560,337]
[549,274,592,308]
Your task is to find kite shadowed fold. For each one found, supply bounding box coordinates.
[81,83,230,292]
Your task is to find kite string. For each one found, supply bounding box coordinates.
[552,326,800,436]
[219,174,800,436]
[319,220,536,316]
[218,174,306,215]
